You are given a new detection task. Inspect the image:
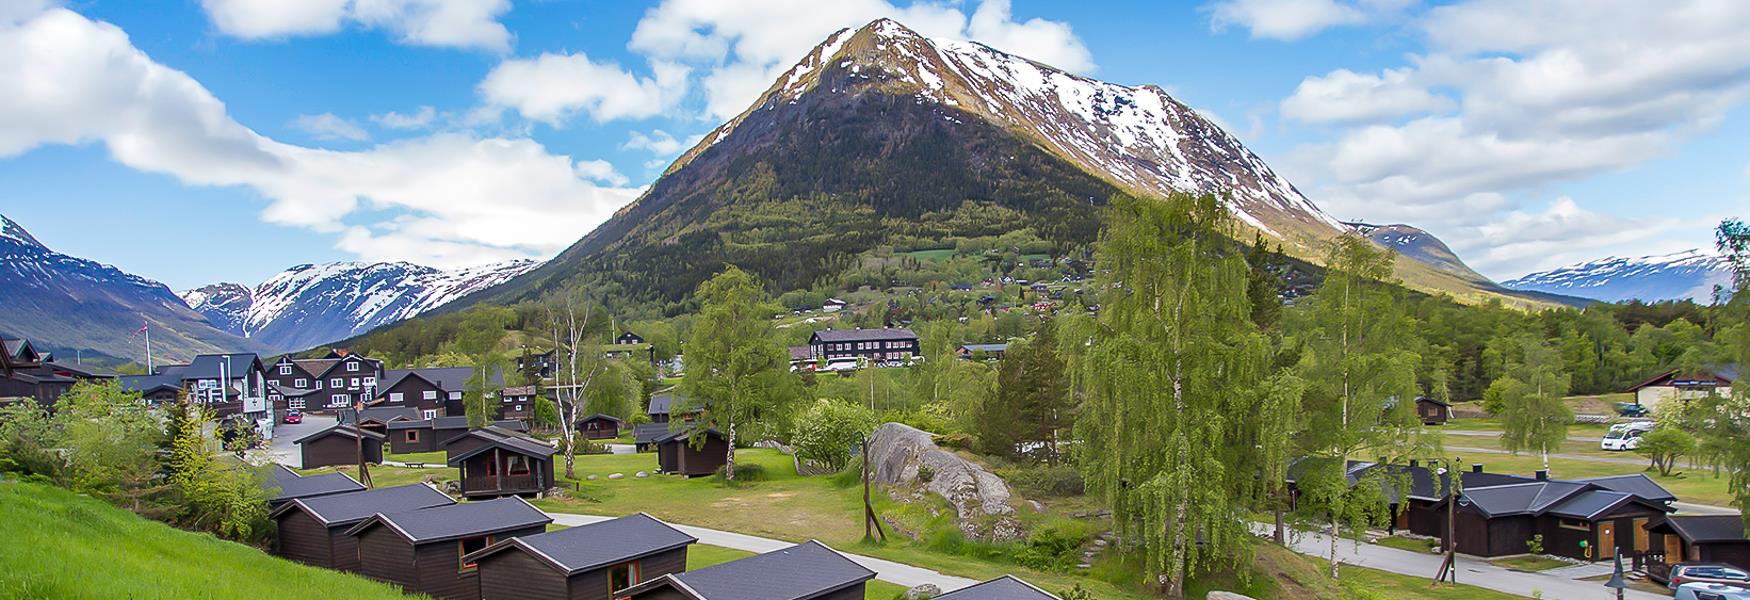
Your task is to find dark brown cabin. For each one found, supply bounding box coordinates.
[268,483,453,571]
[341,406,421,436]
[1646,515,1750,573]
[468,513,696,600]
[348,497,552,600]
[296,424,385,468]
[371,368,471,417]
[653,428,728,478]
[266,464,364,509]
[618,540,874,600]
[442,423,534,460]
[1415,396,1450,425]
[576,414,626,440]
[447,432,558,499]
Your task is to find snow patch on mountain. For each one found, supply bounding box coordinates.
[182,259,539,351]
[1502,249,1733,303]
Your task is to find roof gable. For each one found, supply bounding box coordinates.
[936,576,1061,600]
[270,483,453,526]
[624,541,874,600]
[467,513,696,575]
[344,497,550,543]
[294,424,386,445]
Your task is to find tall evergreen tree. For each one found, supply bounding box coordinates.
[682,266,797,481]
[1289,234,1432,579]
[1495,335,1573,471]
[1074,193,1278,598]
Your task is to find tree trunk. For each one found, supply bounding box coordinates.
[1165,502,1188,599]
[1329,513,1341,579]
[1273,492,1286,545]
[724,420,737,481]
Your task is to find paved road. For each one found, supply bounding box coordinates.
[1444,444,1648,466]
[546,513,977,592]
[1445,430,1600,444]
[1256,523,1666,600]
[267,413,341,468]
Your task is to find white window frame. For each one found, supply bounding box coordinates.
[347,361,360,372]
[278,364,292,375]
[330,394,348,408]
[289,398,306,410]
[330,378,342,388]
[390,392,404,403]
[449,391,462,400]
[364,376,376,387]
[350,377,360,387]
[295,378,307,388]
[422,409,438,420]
[423,390,438,400]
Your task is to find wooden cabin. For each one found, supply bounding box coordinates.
[266,464,364,509]
[347,497,552,600]
[371,367,471,418]
[1646,515,1750,573]
[468,513,696,600]
[442,423,535,460]
[389,418,529,454]
[447,432,558,499]
[341,406,421,436]
[1415,397,1451,425]
[935,575,1061,600]
[295,424,385,468]
[654,428,728,477]
[619,540,874,599]
[576,413,626,440]
[268,483,453,571]
[632,423,671,452]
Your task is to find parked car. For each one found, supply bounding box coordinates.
[1676,582,1750,600]
[1669,563,1750,591]
[1615,401,1649,417]
[283,409,302,424]
[1601,420,1655,451]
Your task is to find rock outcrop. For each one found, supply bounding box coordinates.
[866,422,1022,540]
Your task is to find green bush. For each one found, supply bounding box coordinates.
[714,463,767,484]
[1003,464,1084,497]
[916,464,936,483]
[1013,519,1092,571]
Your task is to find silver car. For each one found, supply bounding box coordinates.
[1676,582,1750,600]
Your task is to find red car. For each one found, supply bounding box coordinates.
[283,409,303,424]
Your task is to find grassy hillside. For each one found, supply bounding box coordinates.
[0,479,408,599]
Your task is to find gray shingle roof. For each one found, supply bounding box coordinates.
[627,540,874,600]
[1650,515,1748,543]
[467,513,696,575]
[446,430,557,464]
[271,483,453,526]
[633,423,673,445]
[184,353,262,381]
[575,413,626,426]
[810,328,917,343]
[958,343,1008,353]
[1578,474,1678,503]
[118,370,184,394]
[345,497,550,543]
[294,424,385,445]
[936,576,1060,600]
[654,426,723,445]
[381,367,474,394]
[267,465,364,503]
[1545,490,1635,520]
[341,406,421,425]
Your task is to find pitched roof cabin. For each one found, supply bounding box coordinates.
[267,351,384,413]
[632,423,673,452]
[955,343,1008,360]
[1626,367,1738,412]
[442,423,537,458]
[0,336,114,411]
[1287,460,1677,561]
[269,483,454,571]
[654,427,729,477]
[347,497,552,600]
[646,388,701,424]
[118,370,184,406]
[576,413,627,440]
[619,540,875,600]
[266,464,365,509]
[339,406,422,435]
[497,384,538,422]
[468,513,697,600]
[295,424,385,468]
[617,331,645,345]
[935,576,1062,599]
[806,328,920,363]
[1645,515,1750,574]
[371,367,472,417]
[388,417,528,454]
[447,429,558,498]
[1415,396,1451,425]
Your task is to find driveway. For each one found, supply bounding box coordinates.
[545,512,978,592]
[1256,523,1666,600]
[268,413,340,469]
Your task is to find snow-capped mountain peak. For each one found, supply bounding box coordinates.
[1502,249,1733,303]
[181,259,540,351]
[0,213,44,248]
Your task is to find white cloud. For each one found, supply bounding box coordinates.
[628,0,1092,120]
[1205,0,1408,41]
[291,113,368,141]
[1273,0,1750,278]
[369,106,436,130]
[0,8,638,267]
[1463,198,1688,277]
[621,130,700,157]
[478,53,690,125]
[1280,67,1453,124]
[198,0,511,52]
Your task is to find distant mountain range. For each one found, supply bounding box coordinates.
[1502,249,1733,303]
[0,213,262,364]
[181,260,539,353]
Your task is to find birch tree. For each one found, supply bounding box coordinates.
[548,293,609,479]
[682,266,794,482]
[1496,335,1573,471]
[1075,193,1275,598]
[1290,234,1432,579]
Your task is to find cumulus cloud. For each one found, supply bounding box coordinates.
[628,0,1093,120]
[291,113,369,141]
[370,106,436,130]
[621,130,703,157]
[199,0,512,52]
[478,53,690,125]
[0,8,638,267]
[1273,0,1750,278]
[1204,0,1409,40]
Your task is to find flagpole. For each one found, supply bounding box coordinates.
[145,325,153,372]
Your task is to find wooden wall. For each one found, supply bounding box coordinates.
[477,547,567,600]
[274,508,334,567]
[302,433,382,468]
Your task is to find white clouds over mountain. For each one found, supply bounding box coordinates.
[199,0,513,52]
[0,7,638,268]
[478,52,691,125]
[1205,0,1408,41]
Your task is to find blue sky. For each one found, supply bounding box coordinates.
[0,0,1745,290]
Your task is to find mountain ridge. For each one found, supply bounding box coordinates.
[1503,249,1732,303]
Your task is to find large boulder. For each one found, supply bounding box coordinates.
[866,422,1021,540]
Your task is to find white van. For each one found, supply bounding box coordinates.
[1600,421,1655,451]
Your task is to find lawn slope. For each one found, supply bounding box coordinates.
[0,480,409,599]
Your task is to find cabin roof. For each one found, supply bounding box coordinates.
[576,413,626,425]
[935,575,1061,599]
[294,424,386,445]
[810,328,917,343]
[466,513,696,575]
[183,353,262,380]
[446,431,557,464]
[345,497,550,543]
[622,540,875,600]
[268,465,365,503]
[957,343,1008,353]
[340,406,421,425]
[1648,515,1749,543]
[270,483,453,526]
[379,367,474,394]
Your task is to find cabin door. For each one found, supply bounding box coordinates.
[1664,535,1683,564]
[1598,523,1616,559]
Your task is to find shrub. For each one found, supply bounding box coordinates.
[917,464,936,483]
[1525,533,1544,555]
[714,463,766,484]
[792,399,876,472]
[1004,464,1084,497]
[1013,519,1092,571]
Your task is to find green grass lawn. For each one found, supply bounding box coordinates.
[1340,565,1523,599]
[384,450,447,464]
[1489,555,1569,572]
[1376,535,1439,554]
[0,479,409,599]
[899,248,957,262]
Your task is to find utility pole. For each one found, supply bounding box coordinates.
[1433,457,1460,586]
[354,396,373,488]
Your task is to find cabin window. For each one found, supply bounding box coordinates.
[423,409,437,420]
[330,378,343,388]
[350,378,360,387]
[449,392,462,400]
[295,378,306,388]
[608,561,641,592]
[279,364,292,375]
[347,362,359,372]
[364,377,376,387]
[390,392,404,403]
[330,394,347,407]
[290,398,306,410]
[1558,518,1590,531]
[406,430,419,443]
[508,455,531,475]
[423,390,437,400]
[458,535,493,573]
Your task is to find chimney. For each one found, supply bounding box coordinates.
[1471,464,1483,474]
[1535,469,1549,481]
